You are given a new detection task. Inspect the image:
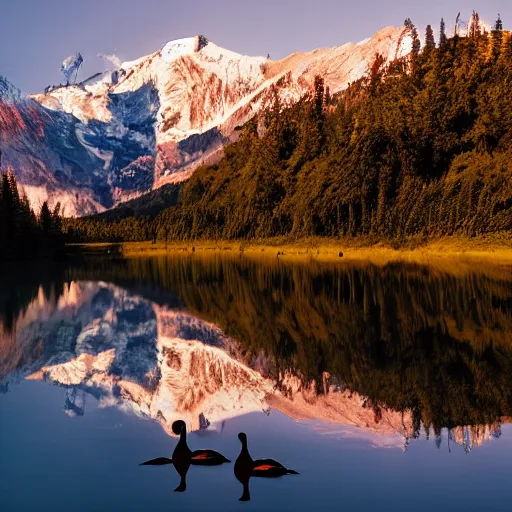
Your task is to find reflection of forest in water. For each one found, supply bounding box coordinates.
[1,255,512,438]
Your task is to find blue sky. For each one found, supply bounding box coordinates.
[1,0,510,93]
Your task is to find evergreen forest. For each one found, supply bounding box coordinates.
[66,21,512,244]
[0,172,64,260]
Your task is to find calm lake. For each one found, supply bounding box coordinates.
[1,254,512,511]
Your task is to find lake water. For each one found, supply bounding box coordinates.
[1,255,512,511]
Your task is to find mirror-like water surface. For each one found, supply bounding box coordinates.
[1,255,512,511]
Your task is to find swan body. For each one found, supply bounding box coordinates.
[234,432,298,501]
[139,420,230,491]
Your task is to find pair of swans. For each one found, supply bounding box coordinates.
[140,420,298,500]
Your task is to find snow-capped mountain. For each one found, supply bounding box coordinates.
[0,26,413,215]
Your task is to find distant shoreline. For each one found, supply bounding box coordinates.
[67,234,512,268]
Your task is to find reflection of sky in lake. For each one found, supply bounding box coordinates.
[1,257,512,511]
[2,380,512,511]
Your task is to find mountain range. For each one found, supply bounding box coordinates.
[0,26,413,216]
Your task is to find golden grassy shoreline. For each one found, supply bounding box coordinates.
[69,235,512,269]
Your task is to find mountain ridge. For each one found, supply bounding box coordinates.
[0,26,413,216]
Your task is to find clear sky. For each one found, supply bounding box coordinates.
[1,0,510,94]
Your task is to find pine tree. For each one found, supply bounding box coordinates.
[0,173,12,256]
[412,28,421,56]
[7,171,21,209]
[440,18,447,45]
[324,86,331,106]
[52,202,63,234]
[425,25,435,48]
[404,18,421,56]
[39,201,53,236]
[1,172,13,209]
[495,14,503,31]
[1,172,16,248]
[454,13,461,37]
[500,30,511,60]
[314,75,325,118]
[469,11,481,39]
[491,14,504,59]
[368,53,386,95]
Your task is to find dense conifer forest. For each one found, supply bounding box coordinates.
[0,171,64,260]
[48,20,512,243]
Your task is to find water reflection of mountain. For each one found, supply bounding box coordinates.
[1,281,272,434]
[1,256,512,450]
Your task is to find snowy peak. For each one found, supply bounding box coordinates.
[160,35,209,63]
[119,35,209,69]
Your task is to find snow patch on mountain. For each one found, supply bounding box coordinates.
[33,84,113,124]
[161,36,206,62]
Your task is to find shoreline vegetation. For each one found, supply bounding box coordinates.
[67,234,512,267]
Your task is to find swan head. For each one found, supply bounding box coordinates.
[238,432,247,444]
[172,420,187,436]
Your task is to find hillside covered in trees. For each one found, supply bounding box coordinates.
[67,18,512,243]
[0,172,64,260]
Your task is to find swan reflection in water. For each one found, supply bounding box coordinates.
[234,432,299,502]
[140,420,230,492]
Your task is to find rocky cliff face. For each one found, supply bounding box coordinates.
[1,27,412,215]
[0,78,106,215]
